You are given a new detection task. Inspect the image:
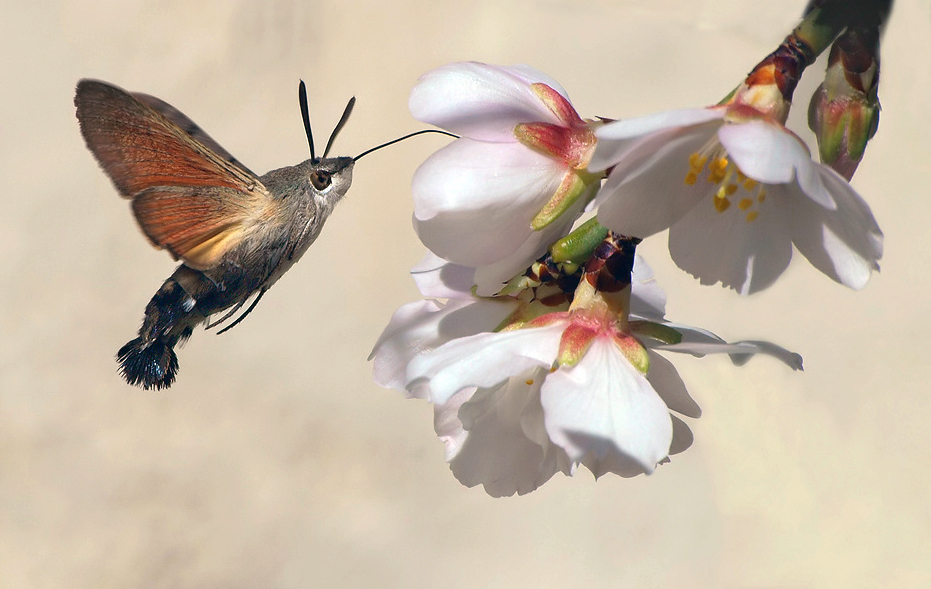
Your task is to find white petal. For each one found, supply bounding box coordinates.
[718,120,836,210]
[408,323,565,405]
[541,337,673,474]
[434,387,475,461]
[411,252,476,299]
[594,121,720,238]
[413,139,564,267]
[409,62,566,142]
[630,255,667,320]
[472,185,589,296]
[435,369,567,497]
[370,298,519,394]
[788,166,883,290]
[506,65,571,100]
[591,107,725,164]
[652,322,804,371]
[667,184,793,294]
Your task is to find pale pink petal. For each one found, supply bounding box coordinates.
[408,323,565,405]
[411,252,476,299]
[541,337,673,473]
[370,298,519,394]
[667,184,793,294]
[413,139,564,267]
[718,120,837,210]
[434,388,474,461]
[595,121,720,238]
[472,187,589,296]
[630,255,667,320]
[409,62,565,142]
[506,65,571,100]
[435,370,568,497]
[413,139,563,219]
[590,108,726,170]
[651,322,804,370]
[788,166,883,290]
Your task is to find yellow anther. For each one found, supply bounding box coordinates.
[688,152,707,171]
[525,379,535,386]
[684,171,698,185]
[726,183,738,196]
[714,195,731,213]
[708,158,728,184]
[744,178,758,191]
[738,197,753,210]
[736,169,747,181]
[757,189,767,202]
[746,211,759,222]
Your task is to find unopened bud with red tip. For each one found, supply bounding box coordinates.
[808,28,881,180]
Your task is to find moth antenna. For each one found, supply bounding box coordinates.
[322,97,356,158]
[299,80,316,161]
[354,129,459,161]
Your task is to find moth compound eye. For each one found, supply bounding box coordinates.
[311,170,332,190]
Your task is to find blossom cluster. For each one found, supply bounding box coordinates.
[370,4,886,496]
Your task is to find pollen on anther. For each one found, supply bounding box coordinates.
[726,183,738,196]
[738,197,753,210]
[746,211,759,222]
[744,178,758,191]
[707,157,728,184]
[688,152,707,171]
[714,195,731,213]
[684,171,698,185]
[525,379,535,386]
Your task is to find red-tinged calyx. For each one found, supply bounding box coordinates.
[553,302,649,373]
[515,122,594,167]
[531,83,585,128]
[530,169,599,230]
[511,83,602,231]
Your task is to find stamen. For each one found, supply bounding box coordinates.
[688,152,708,170]
[738,197,753,210]
[746,211,759,222]
[525,379,535,386]
[757,189,767,202]
[714,187,731,212]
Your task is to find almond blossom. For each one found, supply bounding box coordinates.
[371,245,802,496]
[409,62,602,295]
[588,37,884,295]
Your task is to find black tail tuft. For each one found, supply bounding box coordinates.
[116,337,179,390]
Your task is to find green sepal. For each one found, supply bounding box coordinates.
[549,218,609,264]
[629,321,682,345]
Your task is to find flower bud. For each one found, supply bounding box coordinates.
[808,28,881,180]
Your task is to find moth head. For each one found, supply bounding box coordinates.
[307,156,354,199]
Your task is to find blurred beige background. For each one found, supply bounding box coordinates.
[2,0,929,587]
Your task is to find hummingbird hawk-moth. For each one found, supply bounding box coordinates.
[75,79,448,390]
